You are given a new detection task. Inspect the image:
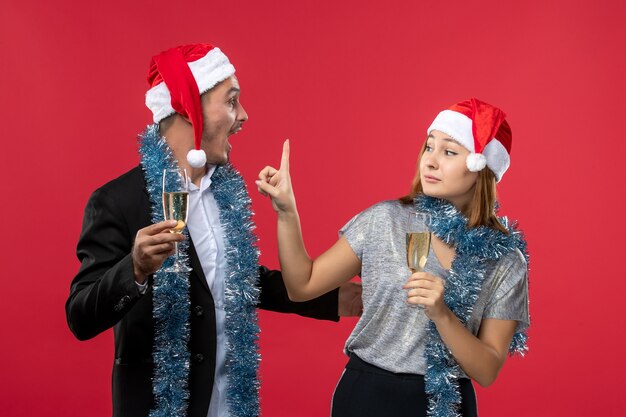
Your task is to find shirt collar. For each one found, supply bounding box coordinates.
[189,165,217,193]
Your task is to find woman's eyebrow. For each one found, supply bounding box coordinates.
[443,137,462,146]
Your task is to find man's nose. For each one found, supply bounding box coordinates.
[238,102,249,122]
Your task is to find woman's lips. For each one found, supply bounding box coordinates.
[423,175,441,183]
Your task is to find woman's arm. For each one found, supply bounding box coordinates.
[256,140,361,301]
[433,310,516,387]
[404,272,517,387]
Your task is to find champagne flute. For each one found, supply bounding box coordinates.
[162,168,191,273]
[406,212,431,273]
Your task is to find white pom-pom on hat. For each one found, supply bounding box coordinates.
[187,149,207,168]
[466,152,487,172]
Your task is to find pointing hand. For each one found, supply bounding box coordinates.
[256,140,297,214]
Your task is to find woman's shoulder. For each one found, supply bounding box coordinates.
[340,200,410,232]
[487,247,528,295]
[362,199,412,217]
[498,246,528,271]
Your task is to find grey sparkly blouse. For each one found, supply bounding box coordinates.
[339,200,529,376]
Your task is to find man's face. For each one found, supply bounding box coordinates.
[200,75,248,165]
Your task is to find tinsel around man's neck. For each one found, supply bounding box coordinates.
[138,124,262,417]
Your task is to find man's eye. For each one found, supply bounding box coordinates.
[445,150,458,156]
[425,145,433,152]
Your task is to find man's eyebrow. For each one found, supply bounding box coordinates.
[227,87,240,95]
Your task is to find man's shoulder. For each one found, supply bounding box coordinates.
[85,165,151,227]
[96,165,146,196]
[88,165,148,212]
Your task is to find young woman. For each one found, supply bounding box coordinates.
[256,98,529,417]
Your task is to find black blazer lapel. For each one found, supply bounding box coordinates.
[188,239,211,294]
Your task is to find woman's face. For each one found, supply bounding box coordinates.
[419,130,479,211]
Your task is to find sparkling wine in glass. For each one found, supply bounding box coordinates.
[162,168,191,272]
[406,212,431,273]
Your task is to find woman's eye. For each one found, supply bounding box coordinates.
[445,150,458,156]
[425,145,433,152]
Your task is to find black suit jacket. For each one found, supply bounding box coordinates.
[65,166,338,417]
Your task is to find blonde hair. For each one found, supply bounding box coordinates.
[399,142,508,234]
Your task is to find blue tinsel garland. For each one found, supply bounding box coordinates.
[415,195,529,417]
[140,125,191,417]
[139,125,261,417]
[211,165,261,417]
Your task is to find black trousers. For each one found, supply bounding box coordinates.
[331,354,478,417]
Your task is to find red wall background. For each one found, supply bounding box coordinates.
[1,1,625,416]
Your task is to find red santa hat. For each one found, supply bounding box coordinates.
[427,98,512,181]
[145,44,235,168]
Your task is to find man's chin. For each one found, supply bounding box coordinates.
[207,154,230,166]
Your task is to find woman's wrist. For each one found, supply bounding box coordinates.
[431,305,455,328]
[277,208,299,221]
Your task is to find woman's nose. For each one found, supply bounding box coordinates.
[422,153,438,169]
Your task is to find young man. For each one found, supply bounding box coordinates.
[66,44,361,417]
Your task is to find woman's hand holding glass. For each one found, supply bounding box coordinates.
[404,212,448,320]
[256,139,297,214]
[403,272,448,321]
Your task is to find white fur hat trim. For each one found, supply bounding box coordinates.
[145,47,235,124]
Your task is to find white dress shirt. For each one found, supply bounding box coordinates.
[186,166,230,417]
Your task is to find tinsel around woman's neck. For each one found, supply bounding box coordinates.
[414,194,529,417]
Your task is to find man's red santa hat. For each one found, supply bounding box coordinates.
[145,44,235,168]
[427,98,512,181]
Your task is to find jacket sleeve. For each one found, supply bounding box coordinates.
[257,266,339,322]
[65,187,147,341]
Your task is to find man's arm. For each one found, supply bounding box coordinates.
[65,186,183,340]
[258,267,362,321]
[65,188,143,340]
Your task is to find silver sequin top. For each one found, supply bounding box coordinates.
[340,200,529,375]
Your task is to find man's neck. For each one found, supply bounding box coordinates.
[159,116,207,186]
[188,166,208,187]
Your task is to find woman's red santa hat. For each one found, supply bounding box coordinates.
[427,98,512,181]
[145,44,235,168]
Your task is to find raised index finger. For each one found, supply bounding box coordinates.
[280,139,290,172]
